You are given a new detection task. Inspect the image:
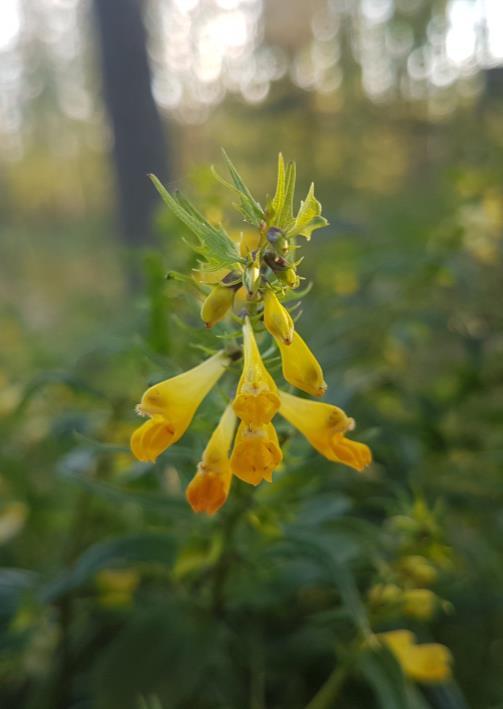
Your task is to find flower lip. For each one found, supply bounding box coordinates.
[278,390,371,472]
[230,421,283,486]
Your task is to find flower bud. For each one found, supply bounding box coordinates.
[399,556,437,587]
[263,252,289,272]
[278,268,300,288]
[232,285,249,317]
[200,285,234,328]
[266,227,284,244]
[243,264,261,296]
[402,589,438,621]
[368,583,402,607]
[263,289,294,345]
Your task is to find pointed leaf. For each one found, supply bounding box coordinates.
[275,160,297,229]
[271,153,286,218]
[220,149,264,226]
[150,175,242,270]
[288,182,329,240]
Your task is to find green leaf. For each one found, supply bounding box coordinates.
[271,153,286,218]
[288,182,329,240]
[149,174,242,270]
[43,533,177,600]
[275,160,297,229]
[0,569,37,621]
[220,149,264,226]
[358,646,412,709]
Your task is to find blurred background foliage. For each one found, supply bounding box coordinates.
[1,0,503,707]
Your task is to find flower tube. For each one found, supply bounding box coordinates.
[263,288,294,345]
[277,331,327,397]
[233,317,280,426]
[131,351,228,462]
[186,404,236,515]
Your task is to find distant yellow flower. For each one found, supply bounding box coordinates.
[200,284,235,328]
[230,420,283,485]
[186,404,236,515]
[402,589,437,621]
[95,568,140,609]
[279,391,371,472]
[378,630,452,684]
[398,556,438,587]
[131,351,228,462]
[233,317,280,426]
[277,331,327,397]
[263,288,294,345]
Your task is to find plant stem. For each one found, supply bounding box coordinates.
[304,664,349,709]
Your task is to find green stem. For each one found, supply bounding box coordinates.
[305,647,361,709]
[305,664,349,709]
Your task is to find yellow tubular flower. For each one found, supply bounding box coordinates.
[186,404,236,515]
[230,420,283,486]
[278,390,371,472]
[263,288,294,345]
[378,630,452,684]
[233,317,280,426]
[277,331,327,397]
[200,284,234,328]
[131,351,228,463]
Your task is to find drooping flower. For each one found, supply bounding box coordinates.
[278,390,371,471]
[276,331,327,397]
[263,288,294,345]
[230,420,283,485]
[200,284,235,328]
[131,351,228,462]
[378,630,452,684]
[233,317,280,426]
[186,404,236,515]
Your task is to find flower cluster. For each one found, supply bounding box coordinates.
[130,153,372,514]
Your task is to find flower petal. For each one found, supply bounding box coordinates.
[230,421,282,485]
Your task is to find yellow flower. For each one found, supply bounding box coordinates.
[277,331,327,396]
[230,420,283,485]
[398,555,438,587]
[263,288,294,345]
[402,589,438,621]
[279,391,371,472]
[200,284,234,328]
[233,317,280,426]
[368,583,402,608]
[131,351,228,462]
[186,404,236,515]
[378,630,453,684]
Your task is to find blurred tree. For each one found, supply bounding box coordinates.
[93,0,169,272]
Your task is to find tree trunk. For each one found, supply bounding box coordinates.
[93,0,169,278]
